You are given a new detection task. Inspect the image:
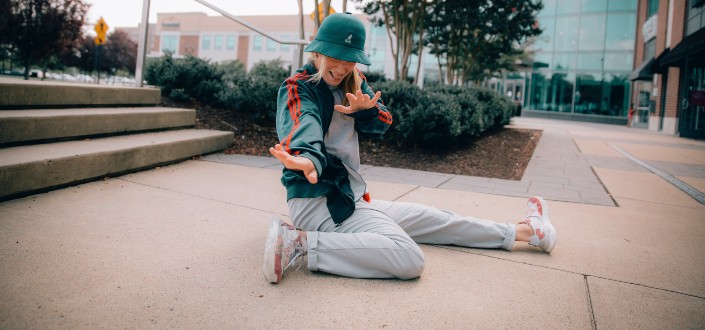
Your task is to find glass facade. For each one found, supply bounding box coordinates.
[687,0,705,35]
[526,0,637,118]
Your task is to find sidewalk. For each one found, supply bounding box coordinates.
[1,117,704,328]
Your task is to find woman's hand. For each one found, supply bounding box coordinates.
[269,144,318,184]
[333,90,382,114]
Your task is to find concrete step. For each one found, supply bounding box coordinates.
[0,129,234,200]
[0,78,160,108]
[0,107,196,145]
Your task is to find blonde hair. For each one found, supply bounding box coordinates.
[307,53,362,107]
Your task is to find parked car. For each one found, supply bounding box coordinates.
[29,69,44,78]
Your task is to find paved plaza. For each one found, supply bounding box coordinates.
[1,117,704,328]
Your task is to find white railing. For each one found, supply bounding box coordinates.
[135,0,310,87]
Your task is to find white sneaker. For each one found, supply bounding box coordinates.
[263,217,306,283]
[520,196,557,253]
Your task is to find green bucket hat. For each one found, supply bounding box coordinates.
[305,12,371,66]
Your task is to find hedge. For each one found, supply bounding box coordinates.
[372,80,514,149]
[145,55,515,149]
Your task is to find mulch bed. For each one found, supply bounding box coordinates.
[173,98,541,181]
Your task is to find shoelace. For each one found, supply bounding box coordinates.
[281,227,307,272]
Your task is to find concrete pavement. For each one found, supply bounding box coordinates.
[1,117,704,328]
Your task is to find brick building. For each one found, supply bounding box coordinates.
[630,0,705,138]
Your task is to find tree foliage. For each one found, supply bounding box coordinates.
[62,29,137,75]
[426,0,542,84]
[351,0,542,85]
[354,0,428,83]
[102,29,138,74]
[3,0,89,79]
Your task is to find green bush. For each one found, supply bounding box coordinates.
[370,80,423,143]
[375,80,514,150]
[144,54,514,149]
[362,70,387,84]
[218,59,289,124]
[145,53,224,106]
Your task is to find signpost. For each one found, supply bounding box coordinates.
[310,4,335,24]
[94,17,109,84]
[94,17,108,45]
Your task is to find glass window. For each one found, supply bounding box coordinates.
[606,73,630,117]
[536,18,555,52]
[201,35,211,50]
[582,0,607,13]
[214,35,223,50]
[530,72,575,112]
[644,38,656,61]
[647,0,659,17]
[267,38,277,51]
[554,52,577,70]
[574,73,629,116]
[575,73,604,114]
[226,35,236,50]
[253,35,262,51]
[685,0,705,36]
[605,13,636,50]
[281,35,290,52]
[579,15,606,51]
[555,17,579,51]
[161,35,177,53]
[603,52,632,71]
[685,16,701,35]
[578,53,604,71]
[608,0,638,11]
[539,0,557,17]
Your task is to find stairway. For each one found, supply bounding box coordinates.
[0,78,234,201]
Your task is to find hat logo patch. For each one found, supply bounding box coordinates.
[345,34,352,43]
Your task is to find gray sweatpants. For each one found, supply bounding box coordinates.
[288,197,517,279]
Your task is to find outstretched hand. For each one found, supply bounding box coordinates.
[333,90,382,114]
[269,144,318,184]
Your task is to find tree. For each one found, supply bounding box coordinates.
[426,0,542,85]
[4,0,89,79]
[0,0,10,46]
[71,35,96,73]
[354,0,428,83]
[353,0,542,85]
[0,0,12,72]
[103,29,137,75]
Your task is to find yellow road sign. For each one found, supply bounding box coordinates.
[310,4,336,24]
[94,17,109,34]
[94,17,108,46]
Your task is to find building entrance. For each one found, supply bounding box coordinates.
[680,60,705,139]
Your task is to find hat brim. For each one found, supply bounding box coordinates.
[305,40,371,66]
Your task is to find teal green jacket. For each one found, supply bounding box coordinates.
[276,62,393,224]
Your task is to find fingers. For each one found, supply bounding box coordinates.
[269,144,289,163]
[270,143,318,183]
[370,91,381,104]
[305,168,318,184]
[345,92,357,104]
[334,104,352,114]
[345,90,381,111]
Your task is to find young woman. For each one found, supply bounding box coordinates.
[263,13,556,284]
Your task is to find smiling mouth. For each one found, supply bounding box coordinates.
[329,71,344,80]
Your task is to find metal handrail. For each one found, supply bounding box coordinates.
[193,0,309,46]
[135,0,310,87]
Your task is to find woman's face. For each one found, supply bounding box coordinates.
[315,54,356,86]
